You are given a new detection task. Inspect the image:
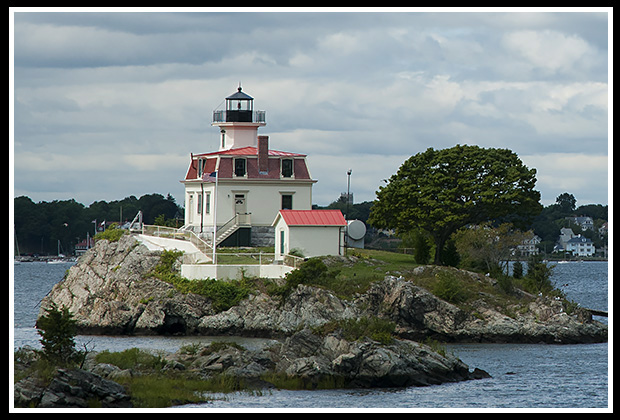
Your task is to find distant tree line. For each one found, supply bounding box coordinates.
[316,190,607,260]
[13,193,183,256]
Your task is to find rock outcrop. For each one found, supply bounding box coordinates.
[156,329,485,389]
[39,234,608,344]
[14,347,132,408]
[14,328,491,407]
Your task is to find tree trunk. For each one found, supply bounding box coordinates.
[433,234,446,265]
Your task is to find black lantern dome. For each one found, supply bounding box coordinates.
[225,86,254,122]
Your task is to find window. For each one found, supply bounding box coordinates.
[281,194,293,210]
[197,193,202,214]
[197,159,206,178]
[205,193,211,214]
[281,159,293,178]
[234,158,246,177]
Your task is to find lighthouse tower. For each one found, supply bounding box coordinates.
[182,85,316,248]
[212,85,266,151]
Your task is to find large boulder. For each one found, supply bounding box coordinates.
[39,235,214,335]
[14,367,132,408]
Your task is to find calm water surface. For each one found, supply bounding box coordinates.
[12,260,610,409]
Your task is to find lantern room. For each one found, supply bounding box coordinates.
[212,85,266,151]
[225,86,254,122]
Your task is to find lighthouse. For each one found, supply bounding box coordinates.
[212,85,266,151]
[181,86,316,247]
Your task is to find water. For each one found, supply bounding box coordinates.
[11,260,610,409]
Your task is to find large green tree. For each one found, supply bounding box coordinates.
[368,145,542,264]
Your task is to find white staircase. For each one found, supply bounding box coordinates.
[215,213,251,246]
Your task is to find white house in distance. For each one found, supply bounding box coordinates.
[181,86,317,247]
[566,235,596,257]
[517,234,541,257]
[273,209,347,260]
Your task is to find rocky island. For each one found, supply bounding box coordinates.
[39,234,607,344]
[16,233,607,408]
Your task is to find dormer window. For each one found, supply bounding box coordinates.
[281,158,293,178]
[234,158,247,177]
[197,158,206,178]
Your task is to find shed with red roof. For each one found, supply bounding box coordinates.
[273,209,346,259]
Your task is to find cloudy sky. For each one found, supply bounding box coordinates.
[10,8,611,210]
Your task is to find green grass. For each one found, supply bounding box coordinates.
[94,348,165,371]
[315,316,397,345]
[298,249,421,300]
[93,345,249,408]
[259,372,347,390]
[312,249,541,319]
[121,374,246,408]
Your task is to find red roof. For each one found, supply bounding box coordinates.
[194,146,305,158]
[278,210,346,226]
[183,148,313,181]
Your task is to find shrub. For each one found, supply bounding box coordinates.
[521,256,555,294]
[36,303,78,365]
[151,250,252,312]
[94,224,126,242]
[432,271,469,304]
[269,257,329,299]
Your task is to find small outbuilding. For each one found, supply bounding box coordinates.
[273,209,347,260]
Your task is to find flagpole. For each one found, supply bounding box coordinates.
[212,171,218,263]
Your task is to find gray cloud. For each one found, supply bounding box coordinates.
[11,9,609,207]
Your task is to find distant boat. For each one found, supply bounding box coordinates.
[47,240,67,263]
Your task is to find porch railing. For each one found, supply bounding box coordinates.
[212,110,266,124]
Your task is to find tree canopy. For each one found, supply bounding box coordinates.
[368,145,542,264]
[13,193,182,255]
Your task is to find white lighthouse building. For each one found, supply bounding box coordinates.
[181,86,316,247]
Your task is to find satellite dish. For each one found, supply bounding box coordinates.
[347,220,366,240]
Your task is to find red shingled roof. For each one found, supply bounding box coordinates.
[184,147,313,182]
[194,146,305,158]
[278,210,346,226]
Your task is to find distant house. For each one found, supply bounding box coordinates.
[555,227,575,252]
[74,237,95,256]
[517,234,541,256]
[273,209,347,260]
[566,235,595,257]
[566,216,594,231]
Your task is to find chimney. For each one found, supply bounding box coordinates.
[258,135,269,174]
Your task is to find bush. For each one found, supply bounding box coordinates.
[432,271,469,304]
[151,250,252,312]
[269,257,329,299]
[36,303,78,365]
[94,224,126,242]
[521,256,555,294]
